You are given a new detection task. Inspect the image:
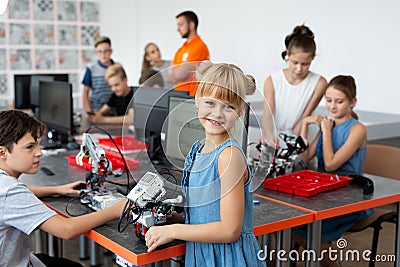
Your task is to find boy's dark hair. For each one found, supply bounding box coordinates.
[0,110,47,151]
[94,36,111,48]
[139,69,165,88]
[176,11,199,31]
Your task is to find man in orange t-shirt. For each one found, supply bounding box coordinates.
[166,11,210,96]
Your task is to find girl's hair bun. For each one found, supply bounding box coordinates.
[196,60,256,99]
[196,60,213,81]
[245,75,256,96]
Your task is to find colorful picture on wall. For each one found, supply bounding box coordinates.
[0,75,8,95]
[0,23,6,45]
[10,49,31,69]
[8,0,30,20]
[81,49,96,68]
[34,24,55,45]
[33,0,54,20]
[58,1,77,21]
[68,73,81,93]
[59,49,78,69]
[80,1,99,22]
[81,25,99,46]
[59,25,77,46]
[4,0,101,109]
[10,24,31,45]
[0,49,6,70]
[35,49,55,69]
[0,99,9,110]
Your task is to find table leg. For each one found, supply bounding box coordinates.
[170,256,183,267]
[306,221,321,267]
[79,235,89,260]
[89,240,101,266]
[276,231,282,267]
[262,234,269,248]
[276,229,291,267]
[33,230,47,253]
[47,233,62,257]
[395,202,399,267]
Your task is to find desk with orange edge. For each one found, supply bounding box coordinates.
[255,174,400,267]
[22,153,314,266]
[22,151,186,266]
[39,193,313,266]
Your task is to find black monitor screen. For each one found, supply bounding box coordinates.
[39,80,73,138]
[30,75,55,107]
[163,96,203,163]
[133,87,189,133]
[133,87,189,163]
[14,75,31,109]
[14,74,69,110]
[163,96,250,167]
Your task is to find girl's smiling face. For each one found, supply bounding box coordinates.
[196,96,241,140]
[325,86,355,120]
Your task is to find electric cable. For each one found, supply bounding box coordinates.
[65,195,90,217]
[85,125,136,191]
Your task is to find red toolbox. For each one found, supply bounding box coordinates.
[263,170,352,197]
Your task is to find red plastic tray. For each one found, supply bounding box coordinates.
[263,170,352,197]
[97,136,148,154]
[66,150,139,171]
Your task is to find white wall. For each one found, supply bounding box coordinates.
[101,0,400,115]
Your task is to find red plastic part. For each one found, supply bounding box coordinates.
[97,136,149,153]
[263,170,352,197]
[66,151,139,171]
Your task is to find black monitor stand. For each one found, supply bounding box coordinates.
[32,106,40,119]
[135,129,165,164]
[41,130,65,150]
[147,133,165,165]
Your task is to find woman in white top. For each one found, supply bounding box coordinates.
[140,42,173,88]
[262,24,327,147]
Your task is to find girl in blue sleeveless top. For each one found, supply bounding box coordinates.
[300,75,367,178]
[296,75,372,266]
[145,61,266,267]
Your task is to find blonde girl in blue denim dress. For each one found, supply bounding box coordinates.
[145,61,266,267]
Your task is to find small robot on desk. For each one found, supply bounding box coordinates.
[257,133,308,178]
[119,172,183,239]
[75,133,124,210]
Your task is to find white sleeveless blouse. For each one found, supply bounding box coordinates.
[271,70,320,134]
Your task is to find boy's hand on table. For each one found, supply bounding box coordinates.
[87,112,105,124]
[57,181,86,195]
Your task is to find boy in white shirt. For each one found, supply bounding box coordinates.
[0,109,126,266]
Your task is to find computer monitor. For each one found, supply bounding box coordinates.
[30,75,55,117]
[39,80,73,146]
[163,95,250,168]
[133,87,189,163]
[30,76,56,106]
[14,75,31,109]
[14,73,69,112]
